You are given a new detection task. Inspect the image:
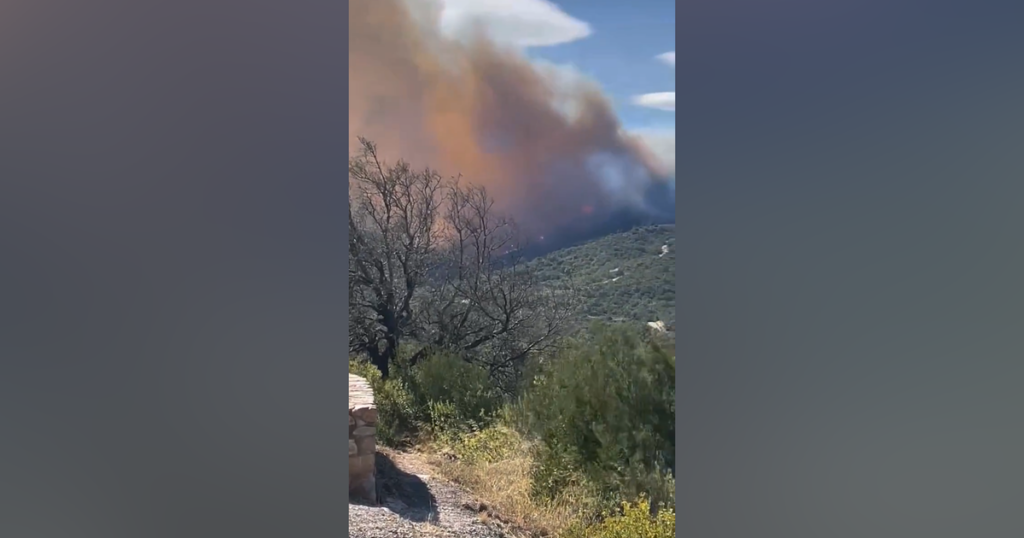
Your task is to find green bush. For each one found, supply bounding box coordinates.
[425,400,463,444]
[453,424,521,465]
[560,497,675,538]
[350,349,503,446]
[350,358,415,446]
[406,351,502,439]
[523,323,675,510]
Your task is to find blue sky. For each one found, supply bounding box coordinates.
[524,0,676,131]
[435,0,675,169]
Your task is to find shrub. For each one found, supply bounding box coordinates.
[350,349,503,445]
[453,424,520,465]
[523,323,675,510]
[425,400,463,444]
[433,423,589,536]
[406,350,502,440]
[350,357,415,446]
[560,497,675,538]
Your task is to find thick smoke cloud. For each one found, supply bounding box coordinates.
[349,0,674,250]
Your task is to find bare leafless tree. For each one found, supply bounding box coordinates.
[349,138,443,378]
[412,181,580,393]
[349,138,579,387]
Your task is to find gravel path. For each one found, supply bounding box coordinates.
[349,449,510,538]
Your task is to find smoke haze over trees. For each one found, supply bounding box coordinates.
[348,139,580,385]
[349,0,675,254]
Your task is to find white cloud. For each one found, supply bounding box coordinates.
[631,92,675,112]
[629,51,675,112]
[437,0,592,48]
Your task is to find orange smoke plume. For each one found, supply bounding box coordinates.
[349,0,674,241]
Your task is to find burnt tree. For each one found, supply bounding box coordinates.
[349,138,579,386]
[348,138,442,378]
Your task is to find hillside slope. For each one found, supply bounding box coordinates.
[528,224,675,326]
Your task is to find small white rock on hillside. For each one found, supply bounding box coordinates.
[647,320,667,333]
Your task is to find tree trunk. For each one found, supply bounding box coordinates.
[367,346,391,379]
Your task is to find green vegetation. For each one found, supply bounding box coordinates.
[348,139,675,537]
[351,323,675,538]
[521,325,675,511]
[528,225,675,327]
[559,497,676,538]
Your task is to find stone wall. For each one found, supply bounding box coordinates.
[349,374,377,503]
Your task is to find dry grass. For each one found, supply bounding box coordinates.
[418,435,588,538]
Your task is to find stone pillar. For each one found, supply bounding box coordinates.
[349,374,377,503]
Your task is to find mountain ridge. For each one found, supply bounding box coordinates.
[528,224,675,327]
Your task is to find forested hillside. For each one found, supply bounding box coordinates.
[528,224,675,327]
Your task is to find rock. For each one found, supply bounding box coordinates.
[353,426,376,437]
[349,374,379,504]
[462,500,489,513]
[647,320,667,332]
